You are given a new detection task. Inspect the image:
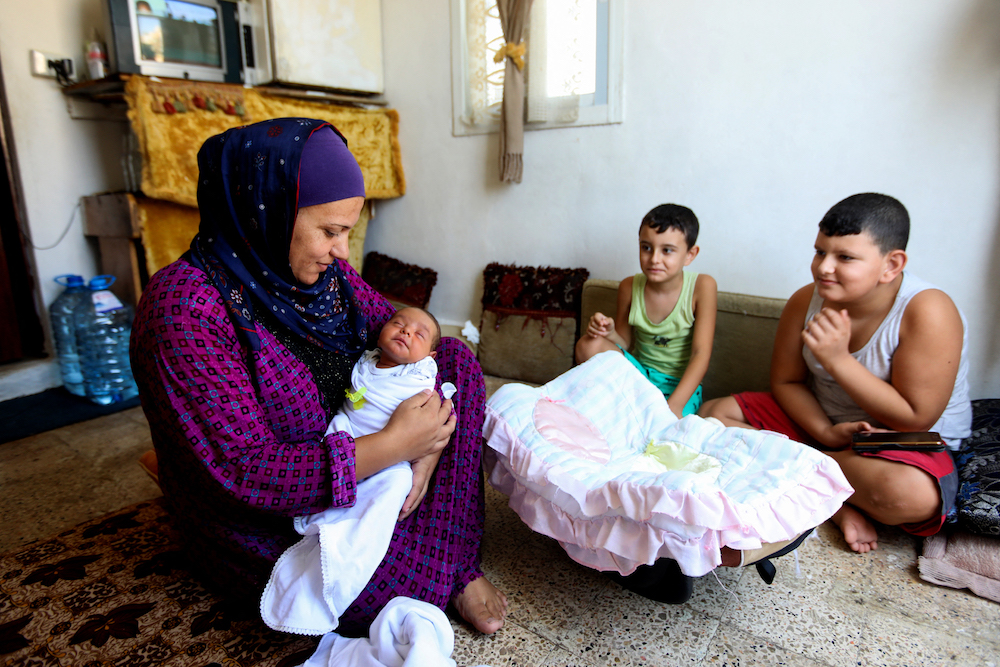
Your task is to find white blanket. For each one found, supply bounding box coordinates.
[260,462,413,635]
[261,352,476,667]
[261,466,486,666]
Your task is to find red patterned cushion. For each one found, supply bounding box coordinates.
[361,252,438,308]
[482,263,589,316]
[478,263,589,384]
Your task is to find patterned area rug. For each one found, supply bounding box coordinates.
[0,499,318,666]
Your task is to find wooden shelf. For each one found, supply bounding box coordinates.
[255,84,388,108]
[62,73,129,102]
[62,73,388,109]
[81,192,144,308]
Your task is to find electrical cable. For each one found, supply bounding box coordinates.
[26,201,81,250]
[48,59,73,87]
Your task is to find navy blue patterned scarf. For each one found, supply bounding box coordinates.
[186,117,368,354]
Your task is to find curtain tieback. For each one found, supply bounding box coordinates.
[493,42,527,71]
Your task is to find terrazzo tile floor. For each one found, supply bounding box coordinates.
[2,380,998,666]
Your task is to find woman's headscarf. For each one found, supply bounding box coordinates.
[186,118,368,354]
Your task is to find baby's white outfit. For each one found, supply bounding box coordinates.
[328,349,450,439]
[262,347,460,663]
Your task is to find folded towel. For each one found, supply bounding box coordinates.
[919,530,1000,603]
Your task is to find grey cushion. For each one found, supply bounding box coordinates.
[478,264,589,384]
[477,310,577,385]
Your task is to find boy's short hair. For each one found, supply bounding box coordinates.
[641,204,699,249]
[818,193,910,254]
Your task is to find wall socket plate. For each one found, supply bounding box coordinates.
[30,49,76,82]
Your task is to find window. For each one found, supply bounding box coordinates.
[451,0,623,136]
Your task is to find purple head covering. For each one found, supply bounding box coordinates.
[186,118,368,354]
[298,126,366,208]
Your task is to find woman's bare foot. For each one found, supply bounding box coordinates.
[832,505,879,553]
[452,576,508,634]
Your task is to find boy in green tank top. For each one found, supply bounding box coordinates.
[575,204,718,417]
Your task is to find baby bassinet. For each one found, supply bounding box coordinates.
[483,351,853,578]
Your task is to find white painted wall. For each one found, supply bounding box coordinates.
[371,0,1000,399]
[3,0,999,401]
[0,0,129,395]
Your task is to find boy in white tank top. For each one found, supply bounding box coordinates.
[700,193,971,553]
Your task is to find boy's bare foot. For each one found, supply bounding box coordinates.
[452,576,508,634]
[832,505,879,553]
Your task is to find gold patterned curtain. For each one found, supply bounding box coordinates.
[124,75,405,207]
[464,0,505,127]
[121,75,397,275]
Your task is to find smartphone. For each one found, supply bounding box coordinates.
[851,431,946,453]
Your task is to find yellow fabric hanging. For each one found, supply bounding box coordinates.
[124,75,406,207]
[493,41,527,71]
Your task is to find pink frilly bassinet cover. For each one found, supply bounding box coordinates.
[483,351,854,577]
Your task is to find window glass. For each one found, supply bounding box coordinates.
[451,0,622,136]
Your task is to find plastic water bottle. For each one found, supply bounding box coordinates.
[74,275,139,405]
[49,274,88,396]
[85,38,107,80]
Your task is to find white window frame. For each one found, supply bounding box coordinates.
[450,0,624,137]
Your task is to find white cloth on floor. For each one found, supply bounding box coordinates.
[260,462,413,635]
[483,351,854,577]
[296,597,463,667]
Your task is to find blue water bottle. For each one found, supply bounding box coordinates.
[74,275,140,405]
[49,274,88,396]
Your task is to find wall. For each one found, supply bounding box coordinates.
[2,1,999,400]
[371,0,1000,399]
[0,0,128,396]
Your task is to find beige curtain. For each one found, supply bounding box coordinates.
[496,0,534,183]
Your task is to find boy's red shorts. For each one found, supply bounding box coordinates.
[733,392,957,537]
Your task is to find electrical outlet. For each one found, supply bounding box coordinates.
[30,49,75,82]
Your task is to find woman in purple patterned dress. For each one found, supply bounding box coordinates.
[130,118,507,636]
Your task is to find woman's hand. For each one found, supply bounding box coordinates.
[386,389,456,459]
[399,449,443,520]
[353,389,456,481]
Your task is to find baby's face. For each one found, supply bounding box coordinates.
[378,308,438,367]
